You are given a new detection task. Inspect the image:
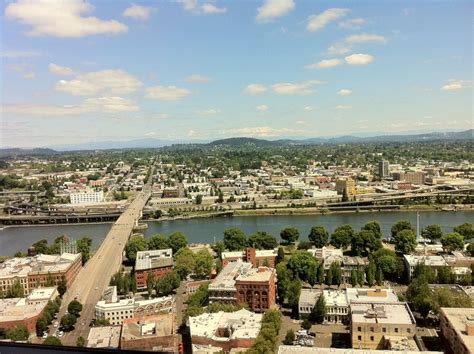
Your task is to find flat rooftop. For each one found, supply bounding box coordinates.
[351,302,415,325]
[121,313,174,340]
[277,346,443,354]
[135,249,173,271]
[87,326,121,348]
[189,309,262,341]
[346,288,399,304]
[403,255,447,267]
[299,289,322,307]
[235,267,274,283]
[440,307,474,351]
[209,260,252,291]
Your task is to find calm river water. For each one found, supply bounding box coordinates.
[0,210,472,256]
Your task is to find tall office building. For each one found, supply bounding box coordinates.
[378,160,389,178]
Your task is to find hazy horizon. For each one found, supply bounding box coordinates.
[1,0,472,148]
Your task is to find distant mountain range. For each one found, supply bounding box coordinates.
[0,129,472,155]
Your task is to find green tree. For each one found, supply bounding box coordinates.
[276,247,285,264]
[32,239,49,254]
[45,273,55,286]
[36,317,48,336]
[146,233,168,250]
[146,273,155,297]
[394,229,417,254]
[125,235,147,262]
[467,243,474,257]
[248,231,278,250]
[437,266,455,284]
[168,232,188,253]
[316,263,325,284]
[440,232,464,253]
[131,272,137,294]
[76,336,86,347]
[223,228,248,251]
[60,313,77,331]
[312,294,326,324]
[57,276,67,297]
[453,222,474,239]
[325,267,333,286]
[362,221,382,240]
[308,226,329,248]
[350,269,358,287]
[330,262,342,286]
[375,266,383,286]
[280,227,299,244]
[175,247,196,279]
[217,190,224,203]
[194,249,214,279]
[302,318,312,331]
[67,300,83,317]
[6,325,29,341]
[391,220,415,238]
[351,230,382,256]
[156,271,181,295]
[195,194,203,205]
[330,224,354,249]
[373,248,398,279]
[276,262,291,303]
[287,251,318,282]
[421,224,443,242]
[43,336,62,346]
[366,262,376,287]
[287,279,302,316]
[6,280,24,298]
[283,329,295,345]
[77,237,92,265]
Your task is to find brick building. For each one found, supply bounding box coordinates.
[134,249,173,289]
[221,247,277,268]
[235,267,276,312]
[439,307,474,354]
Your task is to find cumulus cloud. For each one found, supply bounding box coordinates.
[146,86,191,100]
[256,0,295,23]
[327,43,352,55]
[186,74,211,83]
[197,108,221,116]
[338,89,352,96]
[339,18,366,29]
[303,106,314,112]
[345,53,375,65]
[306,58,343,69]
[345,33,387,44]
[55,69,142,96]
[307,8,349,32]
[1,96,139,115]
[49,63,75,76]
[178,0,226,15]
[201,3,227,14]
[1,50,41,58]
[256,104,268,112]
[244,83,268,95]
[123,4,152,20]
[335,104,352,109]
[441,79,472,91]
[271,80,322,95]
[5,0,128,38]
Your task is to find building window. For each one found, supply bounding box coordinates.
[357,327,361,332]
[370,336,374,341]
[382,328,386,333]
[395,328,399,333]
[370,327,374,332]
[407,328,411,334]
[357,336,362,341]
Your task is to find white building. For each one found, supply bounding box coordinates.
[298,289,322,317]
[94,286,174,325]
[70,190,104,204]
[403,255,447,280]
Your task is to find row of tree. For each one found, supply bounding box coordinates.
[30,236,92,265]
[124,232,188,263]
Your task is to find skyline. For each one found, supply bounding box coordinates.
[1,0,472,148]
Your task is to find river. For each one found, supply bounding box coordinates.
[0,210,472,256]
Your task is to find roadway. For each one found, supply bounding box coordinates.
[56,167,154,345]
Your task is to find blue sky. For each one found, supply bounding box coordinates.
[1,0,472,147]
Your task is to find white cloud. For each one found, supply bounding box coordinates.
[441,79,472,91]
[338,89,352,96]
[201,3,227,14]
[296,120,307,124]
[345,53,375,65]
[345,33,387,44]
[1,50,41,58]
[186,74,211,83]
[145,131,156,136]
[327,43,352,55]
[55,69,142,96]
[256,0,295,23]
[197,108,221,116]
[49,63,75,76]
[256,104,269,112]
[5,0,128,38]
[244,83,268,95]
[271,80,321,95]
[303,106,314,112]
[1,96,139,115]
[123,4,152,21]
[306,58,343,69]
[227,126,302,137]
[307,8,349,32]
[178,0,226,15]
[335,104,352,109]
[339,18,366,29]
[146,86,191,100]
[9,63,35,80]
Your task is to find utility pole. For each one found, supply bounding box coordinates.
[416,211,420,240]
